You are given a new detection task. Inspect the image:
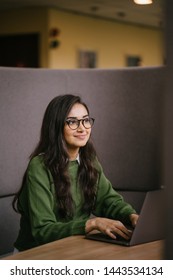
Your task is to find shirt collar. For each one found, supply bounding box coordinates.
[69,154,80,164]
[76,154,80,164]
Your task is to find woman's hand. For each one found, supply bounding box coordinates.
[85,217,132,240]
[129,213,139,227]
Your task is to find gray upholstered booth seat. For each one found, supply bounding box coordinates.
[0,195,20,257]
[0,66,165,256]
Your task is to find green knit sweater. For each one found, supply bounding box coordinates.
[14,155,136,251]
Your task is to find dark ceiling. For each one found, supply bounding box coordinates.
[0,0,164,28]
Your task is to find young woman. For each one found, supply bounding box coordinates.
[13,94,138,251]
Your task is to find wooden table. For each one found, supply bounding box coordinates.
[2,236,164,260]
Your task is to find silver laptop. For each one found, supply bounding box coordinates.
[86,189,165,246]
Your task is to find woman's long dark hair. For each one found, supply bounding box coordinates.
[13,95,98,218]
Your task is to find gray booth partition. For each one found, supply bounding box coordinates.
[0,66,165,256]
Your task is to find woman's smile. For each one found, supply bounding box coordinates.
[74,134,88,140]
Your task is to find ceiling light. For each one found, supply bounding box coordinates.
[133,0,153,4]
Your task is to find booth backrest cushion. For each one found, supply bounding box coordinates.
[0,67,164,194]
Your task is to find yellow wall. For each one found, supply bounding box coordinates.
[48,9,164,69]
[0,7,164,69]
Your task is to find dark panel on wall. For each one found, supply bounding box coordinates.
[0,33,39,68]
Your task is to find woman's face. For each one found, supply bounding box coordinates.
[63,103,92,156]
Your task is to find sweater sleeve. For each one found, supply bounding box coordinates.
[26,157,87,245]
[93,160,136,224]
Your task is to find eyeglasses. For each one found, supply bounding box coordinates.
[65,117,95,130]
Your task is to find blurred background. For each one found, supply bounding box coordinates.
[0,0,165,68]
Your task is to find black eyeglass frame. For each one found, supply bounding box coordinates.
[65,117,95,130]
